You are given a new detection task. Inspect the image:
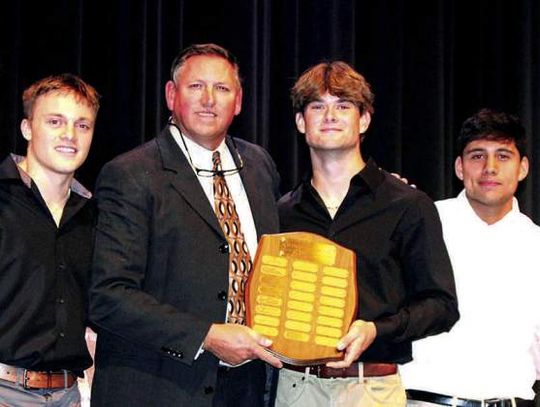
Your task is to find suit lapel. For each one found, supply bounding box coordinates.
[156,128,224,238]
[230,138,266,240]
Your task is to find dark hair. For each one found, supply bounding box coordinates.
[23,73,100,118]
[458,108,527,158]
[291,61,374,115]
[170,43,241,86]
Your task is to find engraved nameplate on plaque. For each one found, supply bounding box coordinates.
[245,232,358,365]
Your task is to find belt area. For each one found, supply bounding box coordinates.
[407,389,534,407]
[0,363,77,390]
[283,362,397,379]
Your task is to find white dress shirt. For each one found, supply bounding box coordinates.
[170,125,258,257]
[401,190,540,400]
[170,126,260,366]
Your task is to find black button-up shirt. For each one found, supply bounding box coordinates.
[0,155,96,374]
[278,159,459,364]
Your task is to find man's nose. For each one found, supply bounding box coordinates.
[201,87,215,107]
[323,106,337,122]
[483,155,498,174]
[62,123,75,140]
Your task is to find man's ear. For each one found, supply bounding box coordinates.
[454,156,464,180]
[295,112,306,134]
[234,86,242,116]
[359,111,371,134]
[165,80,177,112]
[518,156,529,181]
[20,119,32,141]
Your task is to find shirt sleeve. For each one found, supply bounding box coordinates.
[374,192,460,342]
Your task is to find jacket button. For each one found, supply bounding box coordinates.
[219,243,229,253]
[204,386,214,394]
[177,351,184,359]
[217,291,227,301]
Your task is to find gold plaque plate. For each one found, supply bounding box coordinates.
[246,232,358,365]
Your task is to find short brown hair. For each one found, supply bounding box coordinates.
[458,108,527,158]
[22,73,100,119]
[291,61,374,115]
[170,43,241,86]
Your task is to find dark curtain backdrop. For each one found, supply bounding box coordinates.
[2,0,540,221]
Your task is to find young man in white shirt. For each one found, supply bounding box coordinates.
[403,108,540,407]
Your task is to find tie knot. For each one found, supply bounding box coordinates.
[212,151,222,171]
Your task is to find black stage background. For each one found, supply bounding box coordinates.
[2,0,540,221]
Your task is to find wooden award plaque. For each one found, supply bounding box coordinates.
[246,232,358,365]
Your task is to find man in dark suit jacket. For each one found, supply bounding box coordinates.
[89,43,282,406]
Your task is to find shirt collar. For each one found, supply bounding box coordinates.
[299,157,383,195]
[457,189,520,226]
[9,154,32,187]
[0,154,91,199]
[169,124,228,171]
[350,158,385,194]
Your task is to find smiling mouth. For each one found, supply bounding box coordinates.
[196,111,217,118]
[55,146,77,154]
[479,180,500,187]
[320,127,341,132]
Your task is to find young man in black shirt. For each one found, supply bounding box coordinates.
[0,74,99,406]
[275,61,459,407]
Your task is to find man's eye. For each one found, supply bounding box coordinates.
[77,123,91,131]
[337,104,352,110]
[47,119,63,127]
[309,104,324,110]
[188,83,203,89]
[498,154,510,161]
[216,85,230,92]
[470,154,484,160]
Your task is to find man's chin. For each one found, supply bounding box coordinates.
[187,130,228,148]
[470,194,512,208]
[51,162,84,176]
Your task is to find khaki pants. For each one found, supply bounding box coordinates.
[276,367,406,407]
[0,379,80,407]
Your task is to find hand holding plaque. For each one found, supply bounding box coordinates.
[245,232,358,365]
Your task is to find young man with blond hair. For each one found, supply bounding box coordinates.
[0,74,99,406]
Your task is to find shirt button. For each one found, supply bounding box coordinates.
[57,298,65,304]
[59,332,65,338]
[217,291,227,301]
[219,243,229,254]
[57,263,66,271]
